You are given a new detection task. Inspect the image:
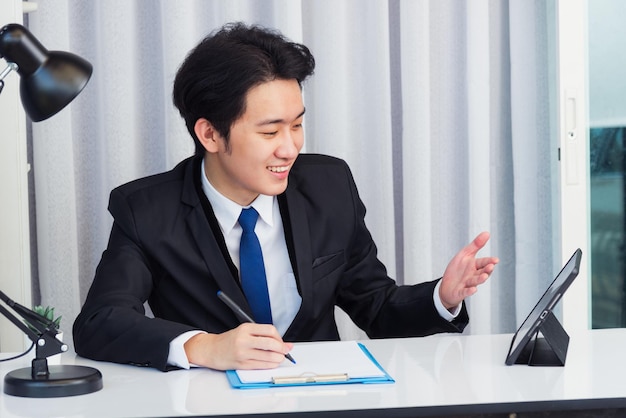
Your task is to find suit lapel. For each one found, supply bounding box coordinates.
[182,158,252,317]
[280,187,314,337]
[185,207,249,306]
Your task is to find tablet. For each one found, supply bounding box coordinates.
[505,248,582,365]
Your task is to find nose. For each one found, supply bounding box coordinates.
[276,129,302,159]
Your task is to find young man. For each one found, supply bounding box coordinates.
[73,22,498,372]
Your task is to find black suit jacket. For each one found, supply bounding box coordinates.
[73,154,468,370]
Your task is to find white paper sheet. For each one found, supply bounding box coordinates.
[235,341,386,384]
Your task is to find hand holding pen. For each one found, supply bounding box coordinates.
[217,290,296,364]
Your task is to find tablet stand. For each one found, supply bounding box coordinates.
[515,311,570,366]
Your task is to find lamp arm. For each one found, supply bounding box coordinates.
[0,303,40,343]
[0,62,18,80]
[0,290,57,333]
[0,62,18,95]
[0,290,67,361]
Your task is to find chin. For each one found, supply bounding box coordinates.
[263,181,289,196]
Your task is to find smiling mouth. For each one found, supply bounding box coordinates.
[268,165,290,173]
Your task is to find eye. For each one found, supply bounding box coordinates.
[261,131,278,137]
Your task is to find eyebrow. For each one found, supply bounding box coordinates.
[256,108,306,126]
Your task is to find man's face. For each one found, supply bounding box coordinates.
[204,79,305,206]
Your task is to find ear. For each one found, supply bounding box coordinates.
[194,118,220,153]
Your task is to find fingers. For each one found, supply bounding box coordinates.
[234,323,292,366]
[244,322,283,340]
[439,231,498,308]
[462,285,478,299]
[466,231,490,255]
[464,233,499,273]
[475,256,499,270]
[185,324,293,370]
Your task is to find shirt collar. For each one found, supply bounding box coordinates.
[200,157,276,234]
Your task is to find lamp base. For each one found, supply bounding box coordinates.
[4,365,103,398]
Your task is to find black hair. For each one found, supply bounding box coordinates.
[172,22,315,155]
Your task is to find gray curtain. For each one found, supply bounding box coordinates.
[27,0,556,346]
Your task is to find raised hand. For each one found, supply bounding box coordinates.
[439,231,499,310]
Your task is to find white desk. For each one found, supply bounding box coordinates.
[1,329,625,417]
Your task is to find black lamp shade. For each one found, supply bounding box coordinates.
[0,23,92,121]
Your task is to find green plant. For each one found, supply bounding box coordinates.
[26,305,62,332]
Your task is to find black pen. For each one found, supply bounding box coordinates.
[217,290,296,364]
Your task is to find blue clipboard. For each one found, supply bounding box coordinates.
[225,343,395,389]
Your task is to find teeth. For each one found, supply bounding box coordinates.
[268,166,289,173]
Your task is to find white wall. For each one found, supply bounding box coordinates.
[0,1,33,352]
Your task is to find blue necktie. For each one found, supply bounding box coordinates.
[238,207,273,324]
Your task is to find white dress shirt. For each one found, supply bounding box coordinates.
[200,170,302,334]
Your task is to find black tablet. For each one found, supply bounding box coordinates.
[505,248,582,365]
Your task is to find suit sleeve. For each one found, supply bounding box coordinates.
[73,188,195,371]
[332,162,469,338]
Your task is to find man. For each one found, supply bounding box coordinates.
[73,22,498,372]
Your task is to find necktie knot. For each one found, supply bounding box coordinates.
[239,207,259,233]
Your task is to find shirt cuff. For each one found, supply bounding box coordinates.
[167,330,206,369]
[433,280,461,321]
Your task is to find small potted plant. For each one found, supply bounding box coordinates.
[26,305,62,333]
[24,305,64,363]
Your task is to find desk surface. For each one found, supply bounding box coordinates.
[1,329,625,417]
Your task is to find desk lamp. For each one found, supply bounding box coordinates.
[0,23,102,398]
